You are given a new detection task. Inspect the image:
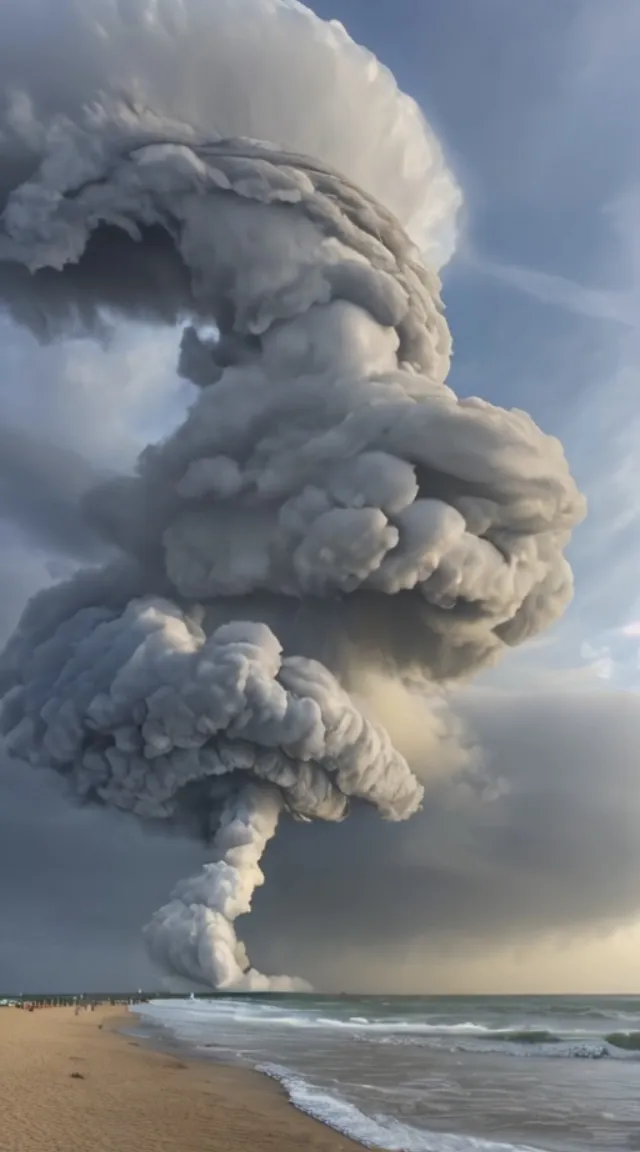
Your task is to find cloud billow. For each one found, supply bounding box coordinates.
[0,0,584,990]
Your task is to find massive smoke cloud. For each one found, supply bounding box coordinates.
[0,0,585,990]
[5,681,640,995]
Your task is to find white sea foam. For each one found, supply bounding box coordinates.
[258,1062,544,1152]
[315,1017,494,1034]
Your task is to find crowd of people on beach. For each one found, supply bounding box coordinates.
[0,996,149,1012]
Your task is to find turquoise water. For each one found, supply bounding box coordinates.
[138,994,640,1151]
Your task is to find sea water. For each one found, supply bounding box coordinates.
[136,994,640,1151]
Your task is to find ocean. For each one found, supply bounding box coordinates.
[135,994,640,1152]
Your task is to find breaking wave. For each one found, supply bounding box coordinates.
[259,1063,545,1152]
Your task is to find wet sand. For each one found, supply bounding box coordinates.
[0,1004,362,1152]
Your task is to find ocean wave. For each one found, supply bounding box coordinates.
[314,1018,496,1034]
[258,1063,544,1152]
[605,1031,640,1051]
[369,1031,640,1061]
[140,999,640,1062]
[547,1005,640,1022]
[161,1002,499,1035]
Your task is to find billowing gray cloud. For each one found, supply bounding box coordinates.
[0,0,585,992]
[0,0,460,267]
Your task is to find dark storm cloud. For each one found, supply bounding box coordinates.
[0,756,202,992]
[246,687,640,985]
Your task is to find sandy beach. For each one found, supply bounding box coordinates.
[0,1004,361,1152]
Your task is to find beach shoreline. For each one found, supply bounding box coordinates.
[0,1003,363,1152]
